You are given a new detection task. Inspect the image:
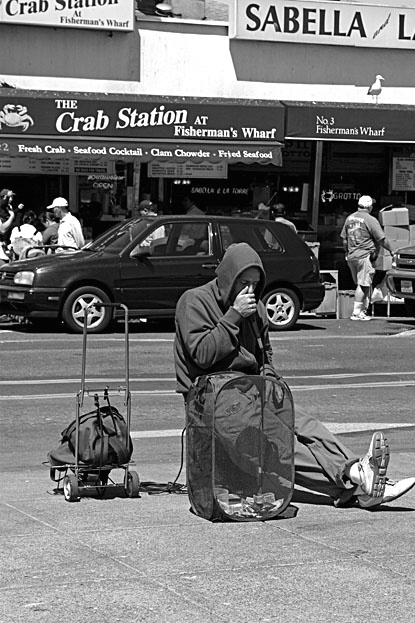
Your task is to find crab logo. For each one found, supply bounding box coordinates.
[0,104,34,132]
[321,189,335,203]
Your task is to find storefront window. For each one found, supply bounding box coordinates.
[78,163,129,239]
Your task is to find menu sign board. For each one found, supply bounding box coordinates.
[0,155,112,175]
[392,158,415,191]
[148,161,228,179]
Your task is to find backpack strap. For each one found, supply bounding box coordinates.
[101,397,131,465]
[108,436,131,465]
[91,434,110,468]
[89,395,110,468]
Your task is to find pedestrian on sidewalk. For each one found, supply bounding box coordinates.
[0,189,17,265]
[41,210,60,247]
[273,202,297,232]
[340,195,393,321]
[47,197,84,252]
[174,242,415,509]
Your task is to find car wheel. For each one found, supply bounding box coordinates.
[404,299,415,318]
[62,286,112,333]
[262,287,300,331]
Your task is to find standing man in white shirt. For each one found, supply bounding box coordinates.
[46,197,85,252]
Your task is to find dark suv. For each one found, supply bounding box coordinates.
[386,244,415,316]
[0,215,324,332]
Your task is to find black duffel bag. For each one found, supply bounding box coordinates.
[48,402,133,470]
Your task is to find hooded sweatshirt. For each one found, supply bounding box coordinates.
[174,242,273,394]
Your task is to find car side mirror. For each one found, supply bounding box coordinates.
[130,246,151,259]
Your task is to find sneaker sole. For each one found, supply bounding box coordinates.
[368,432,390,498]
[350,316,372,321]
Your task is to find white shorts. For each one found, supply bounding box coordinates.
[347,255,375,287]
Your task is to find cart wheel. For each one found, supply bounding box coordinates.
[63,473,80,502]
[126,470,140,498]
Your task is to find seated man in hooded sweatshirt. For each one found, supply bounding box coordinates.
[174,242,415,509]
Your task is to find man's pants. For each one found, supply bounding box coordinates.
[294,406,358,503]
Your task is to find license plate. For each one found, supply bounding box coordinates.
[401,280,413,293]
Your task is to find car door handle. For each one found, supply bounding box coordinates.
[202,262,219,269]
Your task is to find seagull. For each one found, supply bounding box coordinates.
[367,74,384,104]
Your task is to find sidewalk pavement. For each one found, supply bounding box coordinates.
[2,426,415,623]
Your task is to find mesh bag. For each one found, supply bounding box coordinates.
[186,372,295,522]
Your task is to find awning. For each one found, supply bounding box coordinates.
[284,101,415,143]
[3,137,282,166]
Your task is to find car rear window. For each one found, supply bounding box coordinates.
[219,222,283,253]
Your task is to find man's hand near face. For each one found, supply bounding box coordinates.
[232,285,257,318]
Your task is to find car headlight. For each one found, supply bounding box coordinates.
[391,253,398,269]
[14,271,35,286]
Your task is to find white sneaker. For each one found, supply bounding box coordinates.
[355,432,389,497]
[350,311,372,321]
[358,477,415,509]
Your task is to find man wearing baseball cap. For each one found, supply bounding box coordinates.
[0,189,16,263]
[138,199,157,216]
[340,195,393,321]
[47,197,84,252]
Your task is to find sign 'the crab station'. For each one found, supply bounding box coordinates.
[0,0,134,31]
[0,96,283,142]
[0,95,285,166]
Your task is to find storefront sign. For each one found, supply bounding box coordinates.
[0,0,134,32]
[81,173,122,190]
[392,158,415,192]
[231,0,415,49]
[321,189,361,204]
[148,162,228,179]
[285,103,415,143]
[0,137,282,166]
[0,95,284,143]
[191,186,250,196]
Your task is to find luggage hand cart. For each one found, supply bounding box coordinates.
[49,303,140,502]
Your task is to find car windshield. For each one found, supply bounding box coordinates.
[84,218,150,253]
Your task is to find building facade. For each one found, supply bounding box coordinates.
[0,0,415,276]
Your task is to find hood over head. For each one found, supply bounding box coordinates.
[215,242,265,307]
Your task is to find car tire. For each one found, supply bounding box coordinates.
[262,287,300,331]
[62,286,112,333]
[404,299,415,318]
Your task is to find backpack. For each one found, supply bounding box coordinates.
[48,399,133,471]
[186,371,295,522]
[12,226,41,259]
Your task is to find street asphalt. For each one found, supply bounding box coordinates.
[1,313,415,622]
